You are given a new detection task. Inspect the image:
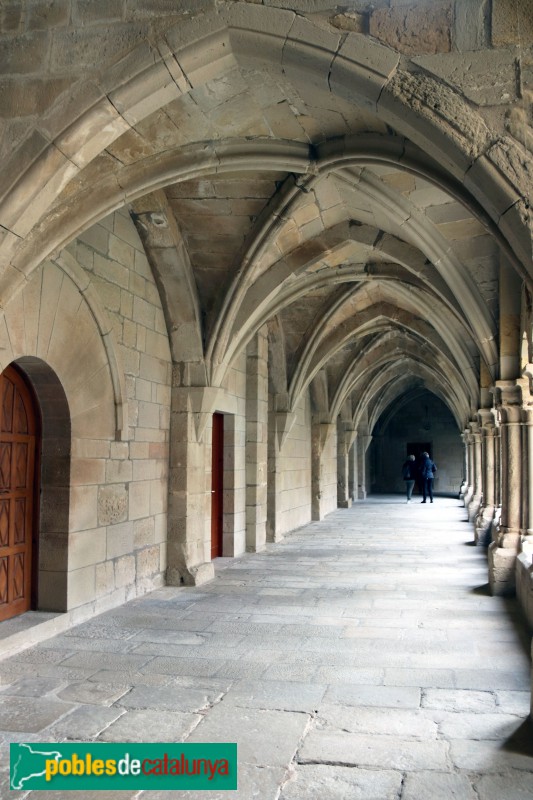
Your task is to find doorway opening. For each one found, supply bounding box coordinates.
[211,412,224,559]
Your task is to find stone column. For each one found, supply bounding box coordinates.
[468,422,482,521]
[245,329,268,552]
[490,420,502,542]
[463,430,474,509]
[523,410,533,548]
[357,434,371,499]
[266,400,295,544]
[337,423,352,509]
[167,381,216,587]
[488,383,522,595]
[475,409,496,546]
[348,431,358,503]
[515,406,533,628]
[459,431,469,501]
[311,418,337,520]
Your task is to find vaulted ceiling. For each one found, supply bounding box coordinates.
[1,2,531,433]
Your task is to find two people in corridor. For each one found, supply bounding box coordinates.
[402,452,437,503]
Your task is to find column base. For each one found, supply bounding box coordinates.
[515,551,533,629]
[488,541,518,596]
[338,499,352,508]
[167,561,215,587]
[474,505,495,546]
[467,494,482,522]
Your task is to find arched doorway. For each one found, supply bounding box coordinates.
[0,365,40,622]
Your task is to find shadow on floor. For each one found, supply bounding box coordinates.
[500,719,533,757]
[471,583,491,595]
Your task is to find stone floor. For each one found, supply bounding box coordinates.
[1,495,532,799]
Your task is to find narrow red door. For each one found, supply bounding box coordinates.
[211,413,224,560]
[0,366,39,622]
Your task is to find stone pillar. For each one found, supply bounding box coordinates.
[337,423,353,509]
[468,422,483,521]
[515,406,533,629]
[459,431,469,501]
[167,381,215,587]
[357,434,371,499]
[475,410,497,546]
[463,430,474,509]
[312,418,337,520]
[348,433,358,503]
[522,408,533,547]
[245,329,268,552]
[266,400,295,544]
[488,383,522,595]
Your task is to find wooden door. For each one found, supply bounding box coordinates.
[0,366,39,622]
[210,413,224,560]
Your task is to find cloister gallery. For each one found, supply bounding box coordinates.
[0,0,532,709]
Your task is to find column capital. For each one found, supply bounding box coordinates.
[493,379,522,410]
[477,407,497,430]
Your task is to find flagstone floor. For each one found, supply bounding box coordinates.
[1,495,532,799]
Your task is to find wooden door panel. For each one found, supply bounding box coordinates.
[0,557,7,604]
[14,498,27,544]
[1,379,13,433]
[211,413,224,560]
[14,442,29,488]
[0,500,8,547]
[12,553,25,600]
[0,443,11,489]
[0,366,38,622]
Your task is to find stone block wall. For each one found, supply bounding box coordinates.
[0,207,172,616]
[277,394,312,535]
[68,209,172,610]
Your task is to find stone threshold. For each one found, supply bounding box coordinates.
[0,611,66,662]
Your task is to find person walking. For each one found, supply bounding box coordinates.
[402,454,416,503]
[420,451,437,503]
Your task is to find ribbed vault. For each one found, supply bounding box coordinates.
[0,2,531,447]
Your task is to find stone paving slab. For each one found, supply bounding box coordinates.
[449,735,533,771]
[0,696,73,732]
[422,688,499,712]
[225,680,326,713]
[0,496,531,797]
[324,683,421,709]
[299,729,450,771]
[140,764,287,800]
[98,709,201,742]
[116,684,224,713]
[474,771,533,800]
[316,704,438,738]
[401,770,478,800]
[45,704,126,740]
[279,764,403,799]
[187,703,311,768]
[56,681,130,706]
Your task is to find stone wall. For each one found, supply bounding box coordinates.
[277,394,312,535]
[1,208,173,616]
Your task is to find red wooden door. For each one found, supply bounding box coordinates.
[211,413,224,560]
[0,366,39,622]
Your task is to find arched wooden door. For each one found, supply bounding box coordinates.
[0,366,39,622]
